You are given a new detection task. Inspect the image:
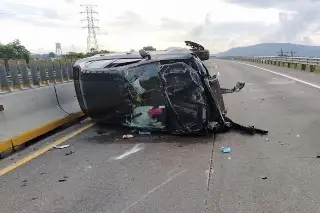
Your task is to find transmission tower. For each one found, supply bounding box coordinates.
[80,4,99,53]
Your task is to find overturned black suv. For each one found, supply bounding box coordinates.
[73,41,267,135]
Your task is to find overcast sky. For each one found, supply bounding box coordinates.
[1,0,320,54]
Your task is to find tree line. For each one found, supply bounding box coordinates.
[0,39,157,61]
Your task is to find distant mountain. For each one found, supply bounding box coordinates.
[216,43,320,57]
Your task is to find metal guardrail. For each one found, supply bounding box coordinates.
[0,59,75,92]
[235,56,320,72]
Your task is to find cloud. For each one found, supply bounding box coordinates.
[225,0,319,9]
[1,0,78,28]
[2,0,319,54]
[225,0,320,45]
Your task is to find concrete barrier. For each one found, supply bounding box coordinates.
[54,82,80,114]
[0,83,83,156]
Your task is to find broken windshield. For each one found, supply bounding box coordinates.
[124,62,166,129]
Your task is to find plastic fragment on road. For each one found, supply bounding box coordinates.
[262,177,267,180]
[123,134,134,139]
[0,104,4,111]
[53,145,70,149]
[297,135,300,137]
[65,150,75,156]
[220,147,231,153]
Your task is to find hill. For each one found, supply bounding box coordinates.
[216,43,320,57]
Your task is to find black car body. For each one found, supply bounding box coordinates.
[73,42,267,135]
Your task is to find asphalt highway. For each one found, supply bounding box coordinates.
[1,59,320,213]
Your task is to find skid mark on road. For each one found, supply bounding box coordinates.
[120,169,187,213]
[113,144,144,160]
[236,62,320,90]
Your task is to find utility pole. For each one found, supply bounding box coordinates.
[80,4,99,53]
[277,48,284,57]
[290,50,297,57]
[277,49,290,57]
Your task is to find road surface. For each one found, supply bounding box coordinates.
[1,59,320,213]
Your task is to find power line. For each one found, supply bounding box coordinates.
[80,4,99,53]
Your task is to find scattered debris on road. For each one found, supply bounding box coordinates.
[53,145,70,149]
[262,177,268,180]
[96,129,106,135]
[123,134,134,139]
[58,176,68,182]
[266,138,269,141]
[317,155,320,158]
[40,172,46,175]
[0,104,4,111]
[31,197,38,201]
[65,150,75,156]
[221,147,231,153]
[21,180,27,187]
[297,135,300,138]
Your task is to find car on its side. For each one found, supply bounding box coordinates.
[73,41,267,135]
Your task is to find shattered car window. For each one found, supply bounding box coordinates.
[159,62,208,133]
[124,63,166,129]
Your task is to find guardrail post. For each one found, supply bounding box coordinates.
[46,60,55,83]
[60,60,69,81]
[19,60,31,88]
[287,63,291,68]
[0,60,10,92]
[294,63,298,69]
[301,64,306,71]
[67,61,73,80]
[38,60,48,85]
[8,60,21,90]
[53,60,62,83]
[29,60,40,86]
[310,65,315,72]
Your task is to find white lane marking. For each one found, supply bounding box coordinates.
[114,144,144,160]
[267,80,295,85]
[236,62,320,90]
[121,169,187,213]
